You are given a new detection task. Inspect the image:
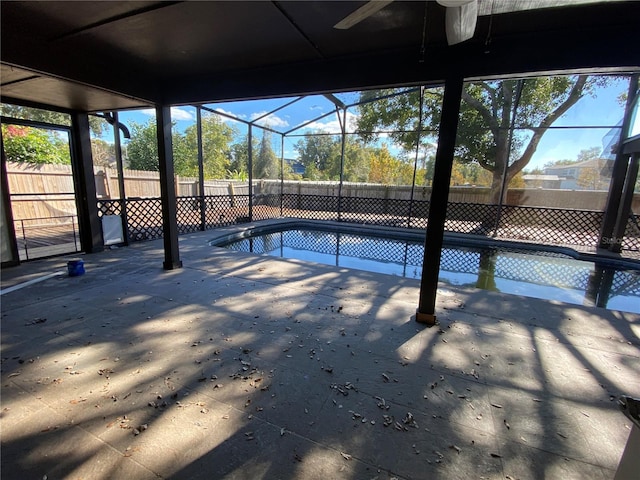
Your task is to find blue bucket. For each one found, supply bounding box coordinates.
[67,259,85,277]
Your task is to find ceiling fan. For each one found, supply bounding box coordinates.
[333,0,479,46]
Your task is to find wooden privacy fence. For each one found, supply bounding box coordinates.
[5,162,640,222]
[5,163,249,220]
[94,167,248,198]
[7,163,77,222]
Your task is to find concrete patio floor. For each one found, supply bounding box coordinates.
[1,228,639,479]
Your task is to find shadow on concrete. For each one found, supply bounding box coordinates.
[1,231,638,479]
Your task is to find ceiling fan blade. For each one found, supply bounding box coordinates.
[333,0,394,30]
[444,0,478,45]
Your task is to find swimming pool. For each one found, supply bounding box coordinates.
[215,224,640,314]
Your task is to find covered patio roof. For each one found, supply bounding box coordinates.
[2,0,639,112]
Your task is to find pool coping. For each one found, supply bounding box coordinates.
[207,217,640,270]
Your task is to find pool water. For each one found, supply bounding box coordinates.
[222,229,640,314]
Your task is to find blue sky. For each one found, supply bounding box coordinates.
[115,77,630,170]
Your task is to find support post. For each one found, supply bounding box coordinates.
[599,75,638,248]
[408,86,425,228]
[280,133,285,217]
[196,106,206,230]
[337,107,347,222]
[1,134,20,266]
[248,125,253,221]
[156,105,182,270]
[416,75,464,325]
[112,111,129,245]
[71,112,103,253]
[609,152,639,253]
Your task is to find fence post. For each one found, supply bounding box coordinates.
[20,219,28,260]
[384,185,390,215]
[96,170,110,198]
[228,182,236,207]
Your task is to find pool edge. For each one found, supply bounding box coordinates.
[206,218,640,271]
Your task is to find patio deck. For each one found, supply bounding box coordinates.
[1,228,638,479]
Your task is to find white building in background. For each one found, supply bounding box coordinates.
[543,158,610,190]
[522,174,563,189]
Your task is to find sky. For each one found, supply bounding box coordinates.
[115,77,631,171]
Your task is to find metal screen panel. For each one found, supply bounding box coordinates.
[97,200,123,217]
[339,197,412,227]
[622,213,640,252]
[204,195,249,228]
[97,192,639,258]
[495,206,603,246]
[126,198,164,241]
[445,203,500,235]
[281,194,339,221]
[610,269,640,297]
[177,197,202,234]
[252,193,281,221]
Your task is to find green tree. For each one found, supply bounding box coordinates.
[575,147,606,189]
[576,146,602,163]
[127,121,160,171]
[126,120,194,175]
[1,124,70,164]
[577,167,601,189]
[543,158,580,169]
[509,171,526,188]
[91,138,115,167]
[1,103,108,136]
[254,130,279,179]
[183,113,235,179]
[450,161,493,186]
[367,144,413,185]
[228,133,258,180]
[544,147,602,170]
[420,157,435,186]
[357,76,609,203]
[342,137,370,182]
[295,134,342,181]
[450,163,466,186]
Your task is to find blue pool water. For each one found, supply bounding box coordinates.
[221,229,640,314]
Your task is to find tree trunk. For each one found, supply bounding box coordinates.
[489,170,503,204]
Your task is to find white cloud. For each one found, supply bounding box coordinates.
[140,107,195,122]
[212,108,245,124]
[296,111,359,134]
[214,108,246,120]
[170,107,195,121]
[250,111,289,128]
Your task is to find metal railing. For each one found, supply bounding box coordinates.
[14,215,80,260]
